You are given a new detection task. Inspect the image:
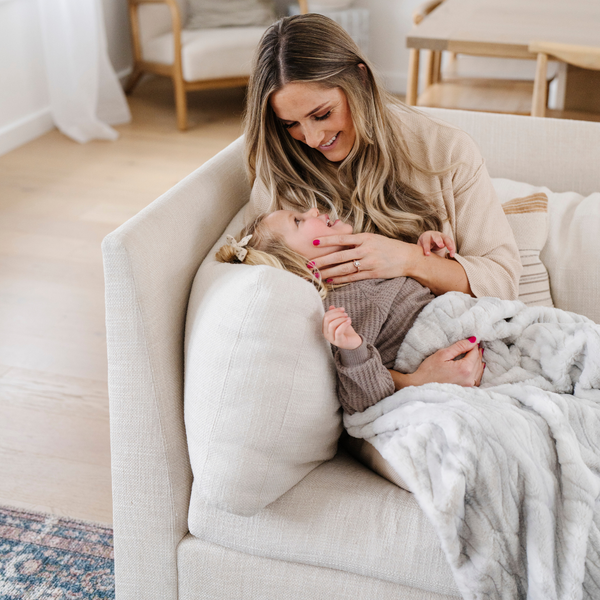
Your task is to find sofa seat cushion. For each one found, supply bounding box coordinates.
[141,26,268,81]
[188,451,459,597]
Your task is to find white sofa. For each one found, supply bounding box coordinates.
[102,108,600,599]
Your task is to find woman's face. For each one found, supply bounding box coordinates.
[263,208,353,260]
[269,82,356,163]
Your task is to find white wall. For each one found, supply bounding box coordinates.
[0,0,133,156]
[0,0,52,156]
[355,0,421,94]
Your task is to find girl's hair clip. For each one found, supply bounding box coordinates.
[226,234,252,262]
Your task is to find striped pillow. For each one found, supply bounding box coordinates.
[502,193,554,307]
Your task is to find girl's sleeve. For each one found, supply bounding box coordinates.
[446,134,522,300]
[333,342,395,415]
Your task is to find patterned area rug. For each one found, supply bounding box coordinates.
[0,505,114,599]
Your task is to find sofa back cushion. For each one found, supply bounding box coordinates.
[184,210,342,516]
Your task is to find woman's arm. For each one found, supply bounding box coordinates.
[313,233,472,296]
[388,338,485,390]
[313,127,522,299]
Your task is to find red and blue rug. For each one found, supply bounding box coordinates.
[0,505,114,599]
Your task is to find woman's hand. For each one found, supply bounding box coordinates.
[322,306,362,350]
[417,230,456,258]
[388,338,485,390]
[312,232,419,284]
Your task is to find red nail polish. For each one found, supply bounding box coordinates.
[468,336,477,343]
[326,278,333,283]
[307,261,315,269]
[313,239,320,246]
[314,272,320,279]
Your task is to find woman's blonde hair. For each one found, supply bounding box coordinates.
[244,13,444,244]
[215,214,329,299]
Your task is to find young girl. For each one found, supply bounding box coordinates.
[216,208,484,415]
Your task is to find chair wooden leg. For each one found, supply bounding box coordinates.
[125,68,143,95]
[173,76,188,131]
[406,49,420,106]
[531,53,548,117]
[432,51,442,84]
[424,51,435,88]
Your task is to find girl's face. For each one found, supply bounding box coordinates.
[269,82,356,163]
[262,208,353,260]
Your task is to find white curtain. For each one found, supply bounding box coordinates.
[37,0,131,143]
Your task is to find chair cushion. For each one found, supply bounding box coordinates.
[184,209,342,516]
[188,451,459,596]
[185,0,275,30]
[142,26,267,81]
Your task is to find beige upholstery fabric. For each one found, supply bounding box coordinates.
[418,109,600,197]
[103,137,250,600]
[542,189,600,324]
[141,26,267,82]
[188,452,459,596]
[185,212,342,516]
[186,0,275,30]
[178,535,461,599]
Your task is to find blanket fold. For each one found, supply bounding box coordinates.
[345,292,600,600]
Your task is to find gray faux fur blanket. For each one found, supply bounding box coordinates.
[344,292,600,600]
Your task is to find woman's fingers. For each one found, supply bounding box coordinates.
[311,232,365,250]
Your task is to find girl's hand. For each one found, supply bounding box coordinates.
[417,230,456,258]
[388,338,485,389]
[312,232,420,284]
[322,306,362,350]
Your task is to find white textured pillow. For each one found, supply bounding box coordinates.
[186,0,275,30]
[184,212,342,516]
[493,178,600,324]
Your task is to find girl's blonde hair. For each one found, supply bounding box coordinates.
[215,214,329,299]
[244,13,445,244]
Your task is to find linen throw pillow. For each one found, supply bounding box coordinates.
[184,211,342,516]
[500,192,554,307]
[493,178,600,324]
[186,0,275,30]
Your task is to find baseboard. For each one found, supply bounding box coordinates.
[0,107,54,157]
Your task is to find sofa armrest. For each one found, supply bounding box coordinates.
[102,136,249,600]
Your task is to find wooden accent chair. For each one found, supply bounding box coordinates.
[126,0,308,130]
[530,41,600,117]
[407,0,557,115]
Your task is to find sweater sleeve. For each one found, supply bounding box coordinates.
[448,143,523,300]
[333,339,396,415]
[398,110,522,300]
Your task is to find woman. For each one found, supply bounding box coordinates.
[243,13,520,388]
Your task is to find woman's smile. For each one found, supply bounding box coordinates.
[269,82,356,163]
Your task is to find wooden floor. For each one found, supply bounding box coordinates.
[0,76,246,524]
[1,75,599,526]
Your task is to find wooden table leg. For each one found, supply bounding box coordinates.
[406,48,420,106]
[531,53,548,117]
